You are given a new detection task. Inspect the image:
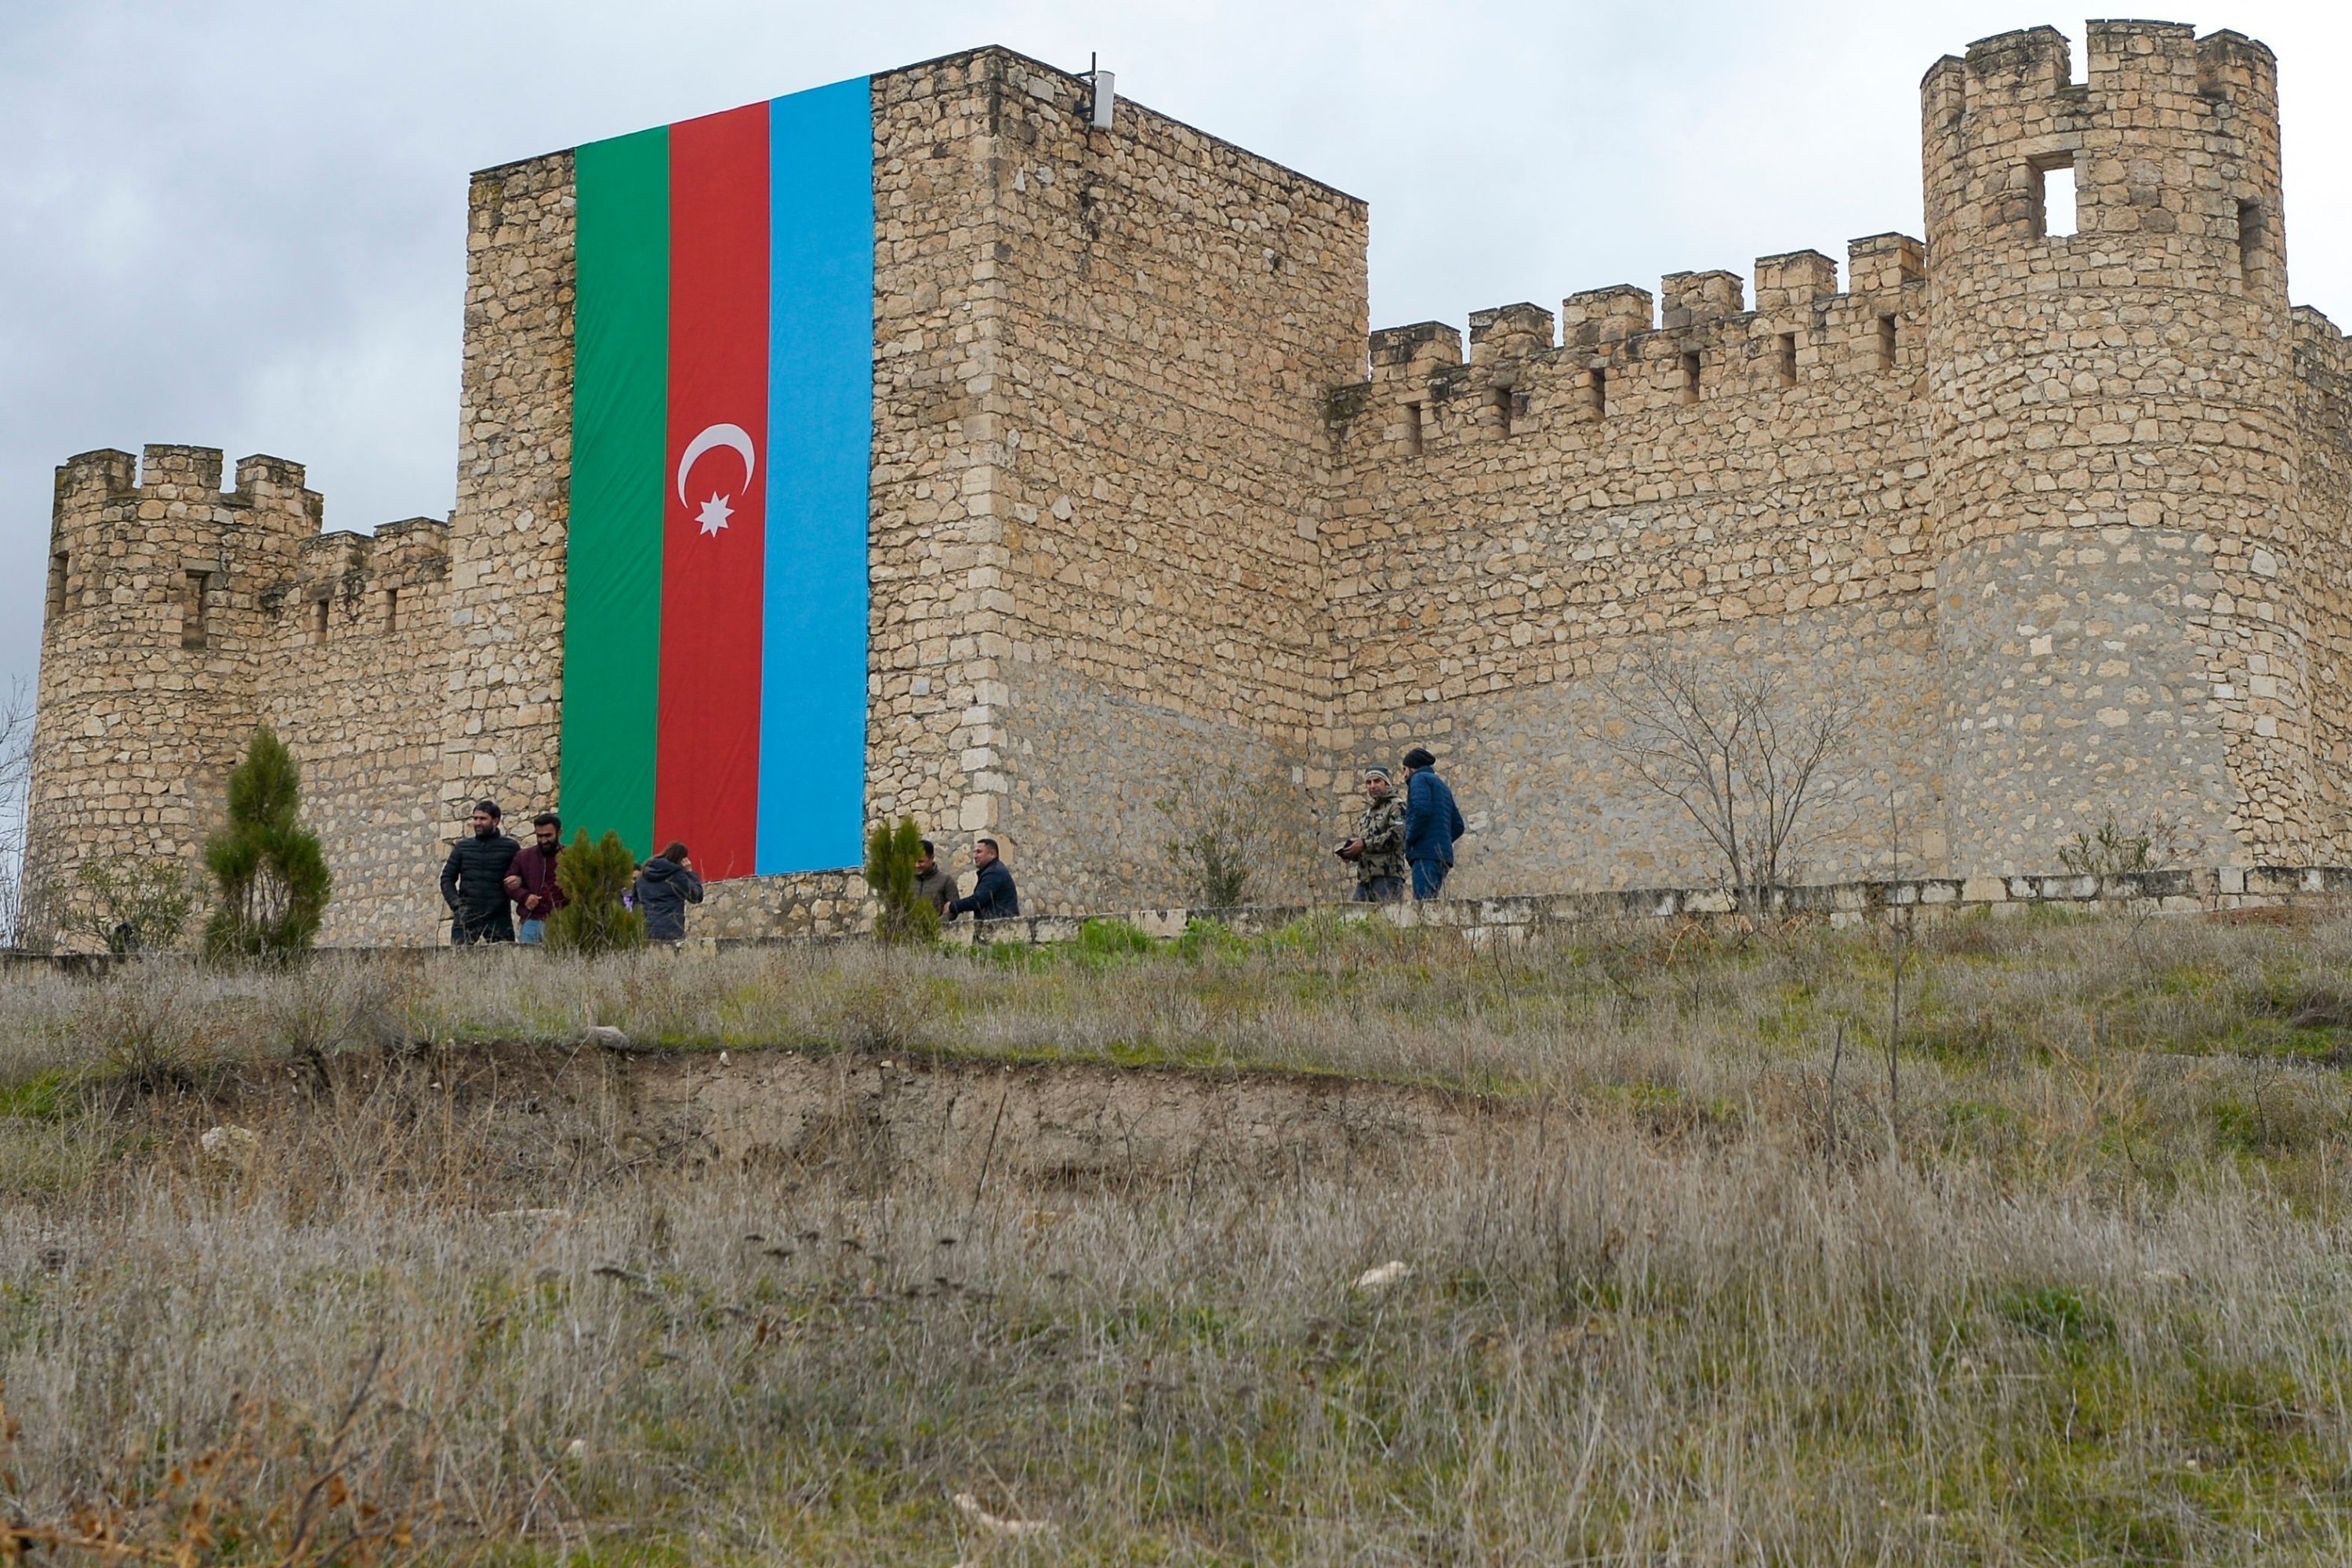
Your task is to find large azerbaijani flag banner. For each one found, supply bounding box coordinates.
[561,77,874,882]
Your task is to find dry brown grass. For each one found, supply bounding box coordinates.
[0,909,2350,1561]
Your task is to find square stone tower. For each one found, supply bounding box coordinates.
[441,49,1368,927]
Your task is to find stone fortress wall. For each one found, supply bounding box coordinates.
[24,23,2352,946]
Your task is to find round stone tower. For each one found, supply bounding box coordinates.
[1922,21,2312,874]
[21,446,315,948]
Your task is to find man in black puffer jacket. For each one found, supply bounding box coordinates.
[441,800,521,945]
[633,842,705,942]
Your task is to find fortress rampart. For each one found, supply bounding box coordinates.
[24,24,2352,946]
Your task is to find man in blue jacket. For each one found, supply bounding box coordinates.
[947,837,1021,920]
[1400,746,1465,901]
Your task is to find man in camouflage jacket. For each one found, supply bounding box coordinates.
[1337,767,1408,902]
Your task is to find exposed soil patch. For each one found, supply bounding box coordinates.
[181,1040,1521,1200]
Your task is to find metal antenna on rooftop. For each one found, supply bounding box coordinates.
[1086,51,1116,129]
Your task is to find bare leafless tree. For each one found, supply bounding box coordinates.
[1596,648,1863,914]
[0,678,33,948]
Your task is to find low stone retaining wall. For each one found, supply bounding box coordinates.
[953,865,2352,949]
[6,866,2350,972]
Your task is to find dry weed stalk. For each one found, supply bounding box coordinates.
[0,913,2343,1555]
[0,1345,425,1567]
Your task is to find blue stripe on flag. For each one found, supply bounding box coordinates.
[757,76,874,875]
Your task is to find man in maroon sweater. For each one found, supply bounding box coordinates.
[503,811,568,944]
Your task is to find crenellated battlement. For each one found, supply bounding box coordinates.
[1337,230,1927,454]
[1923,21,2281,267]
[276,518,449,640]
[51,445,323,534]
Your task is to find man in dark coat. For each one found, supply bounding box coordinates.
[633,842,705,942]
[441,800,520,945]
[503,811,568,944]
[1400,747,1466,901]
[946,837,1020,920]
[913,839,959,913]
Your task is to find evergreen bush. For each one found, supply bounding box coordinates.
[202,727,330,960]
[77,858,198,953]
[866,817,938,945]
[546,830,645,954]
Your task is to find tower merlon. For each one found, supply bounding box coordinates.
[1659,271,1744,329]
[1367,321,1462,383]
[140,443,223,495]
[2085,19,2199,91]
[1753,250,1838,314]
[52,448,137,520]
[2194,29,2276,103]
[1468,303,1556,366]
[1948,24,2072,100]
[1847,234,1923,296]
[1561,286,1654,349]
[232,453,309,499]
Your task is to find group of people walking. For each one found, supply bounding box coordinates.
[438,800,704,946]
[437,746,1457,946]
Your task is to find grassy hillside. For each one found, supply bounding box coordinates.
[1,907,2350,1562]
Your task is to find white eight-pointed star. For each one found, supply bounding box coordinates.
[696,492,735,536]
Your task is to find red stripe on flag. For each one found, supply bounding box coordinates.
[655,103,770,882]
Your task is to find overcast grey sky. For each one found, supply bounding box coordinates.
[5,1,2348,701]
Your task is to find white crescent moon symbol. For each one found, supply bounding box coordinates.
[676,423,756,504]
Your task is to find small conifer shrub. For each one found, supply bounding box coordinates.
[77,858,198,953]
[866,817,938,945]
[546,830,645,954]
[202,727,330,960]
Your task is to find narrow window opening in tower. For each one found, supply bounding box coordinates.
[1777,332,1798,388]
[1679,351,1701,405]
[1404,401,1424,455]
[48,552,67,619]
[311,597,329,646]
[1493,383,1515,435]
[385,586,401,632]
[2032,159,2078,238]
[2238,200,2264,284]
[1589,366,1607,420]
[181,571,211,652]
[1878,314,1899,371]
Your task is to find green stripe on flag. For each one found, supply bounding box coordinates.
[562,126,670,859]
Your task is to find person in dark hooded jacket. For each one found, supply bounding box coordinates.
[441,800,520,945]
[633,842,704,942]
[1400,747,1466,901]
[946,837,1019,920]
